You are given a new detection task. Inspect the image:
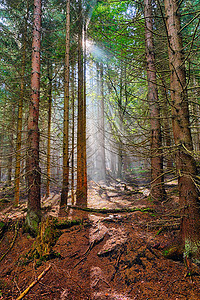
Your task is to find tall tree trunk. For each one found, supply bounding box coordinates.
[14,3,28,205]
[159,75,173,171]
[46,61,52,197]
[192,77,200,153]
[164,0,200,260]
[117,51,124,180]
[144,0,165,200]
[83,23,87,198]
[96,62,106,182]
[0,134,2,182]
[99,63,106,181]
[71,63,75,205]
[76,0,87,206]
[26,0,42,234]
[8,106,15,186]
[61,0,70,207]
[7,134,13,186]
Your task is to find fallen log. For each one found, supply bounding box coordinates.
[67,205,153,214]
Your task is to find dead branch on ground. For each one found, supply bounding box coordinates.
[16,264,51,300]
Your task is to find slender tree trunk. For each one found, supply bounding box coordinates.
[7,135,13,186]
[26,0,42,234]
[117,51,124,180]
[61,0,70,207]
[96,62,106,181]
[14,3,28,205]
[164,0,200,260]
[0,135,2,182]
[159,76,173,171]
[83,23,87,199]
[46,61,52,197]
[76,0,87,206]
[99,63,106,181]
[192,77,200,152]
[8,106,15,186]
[14,60,25,202]
[144,0,165,200]
[71,63,75,205]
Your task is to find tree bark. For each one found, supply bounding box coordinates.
[99,63,106,181]
[144,0,165,200]
[26,0,42,234]
[61,0,70,207]
[14,3,29,205]
[159,75,174,171]
[71,63,75,205]
[96,62,106,182]
[46,61,52,197]
[164,0,200,260]
[76,0,87,206]
[7,134,13,186]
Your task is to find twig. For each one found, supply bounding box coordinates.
[14,278,21,294]
[16,264,51,300]
[0,221,19,262]
[184,257,193,283]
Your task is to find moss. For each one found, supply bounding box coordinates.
[0,221,7,239]
[24,210,41,237]
[184,239,200,263]
[67,205,153,214]
[54,218,83,229]
[147,195,154,203]
[0,222,5,229]
[27,217,61,263]
[162,245,183,261]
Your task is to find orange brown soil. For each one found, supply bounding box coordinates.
[0,181,200,299]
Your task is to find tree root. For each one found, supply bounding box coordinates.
[110,247,125,281]
[16,264,51,300]
[73,241,95,269]
[0,220,19,262]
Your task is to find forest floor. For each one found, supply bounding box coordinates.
[0,175,200,300]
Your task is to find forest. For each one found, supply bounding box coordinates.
[0,0,200,299]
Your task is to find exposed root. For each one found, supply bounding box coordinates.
[0,220,19,262]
